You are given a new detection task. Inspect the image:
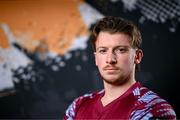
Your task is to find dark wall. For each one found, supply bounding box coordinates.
[0,0,179,118]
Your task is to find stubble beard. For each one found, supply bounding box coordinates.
[101,71,132,86]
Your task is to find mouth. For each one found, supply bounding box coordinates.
[104,67,119,72]
[105,68,118,71]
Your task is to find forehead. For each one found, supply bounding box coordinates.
[95,32,132,48]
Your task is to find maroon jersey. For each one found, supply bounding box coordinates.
[64,82,176,119]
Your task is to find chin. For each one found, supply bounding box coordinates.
[102,75,128,86]
[103,77,120,84]
[104,79,126,86]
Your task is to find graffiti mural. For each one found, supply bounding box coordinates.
[0,0,179,118]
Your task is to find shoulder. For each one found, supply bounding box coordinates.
[64,90,104,120]
[131,86,176,119]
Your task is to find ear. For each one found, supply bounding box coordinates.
[134,49,143,64]
[94,52,98,66]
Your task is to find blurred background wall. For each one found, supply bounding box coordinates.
[0,0,179,119]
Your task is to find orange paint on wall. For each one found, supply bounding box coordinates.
[0,0,89,54]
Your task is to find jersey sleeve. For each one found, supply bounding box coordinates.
[63,92,97,120]
[130,89,176,120]
[63,97,82,120]
[149,100,176,119]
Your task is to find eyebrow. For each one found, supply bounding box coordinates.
[96,45,130,50]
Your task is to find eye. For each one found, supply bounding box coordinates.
[115,47,127,54]
[97,49,107,54]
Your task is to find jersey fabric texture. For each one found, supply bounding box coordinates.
[64,82,176,119]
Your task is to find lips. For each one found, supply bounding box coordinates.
[104,68,118,70]
[104,68,119,74]
[103,66,119,71]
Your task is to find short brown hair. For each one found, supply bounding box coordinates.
[91,16,142,51]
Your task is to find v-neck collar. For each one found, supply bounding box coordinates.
[97,82,141,112]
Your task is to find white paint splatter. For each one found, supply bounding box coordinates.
[78,2,104,28]
[59,61,66,67]
[68,36,89,51]
[47,51,58,58]
[75,65,82,71]
[121,0,138,11]
[0,24,31,91]
[0,46,31,90]
[64,52,72,60]
[51,65,59,71]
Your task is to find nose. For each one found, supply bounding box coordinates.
[106,52,117,64]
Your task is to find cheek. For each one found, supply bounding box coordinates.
[119,54,135,67]
[95,55,102,66]
[95,55,106,68]
[127,54,136,68]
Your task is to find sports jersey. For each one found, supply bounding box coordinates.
[64,82,176,119]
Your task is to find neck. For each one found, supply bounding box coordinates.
[101,79,136,106]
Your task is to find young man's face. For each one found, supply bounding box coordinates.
[94,31,142,85]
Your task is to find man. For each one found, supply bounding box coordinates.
[64,16,176,119]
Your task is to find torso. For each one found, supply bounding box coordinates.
[64,82,176,119]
